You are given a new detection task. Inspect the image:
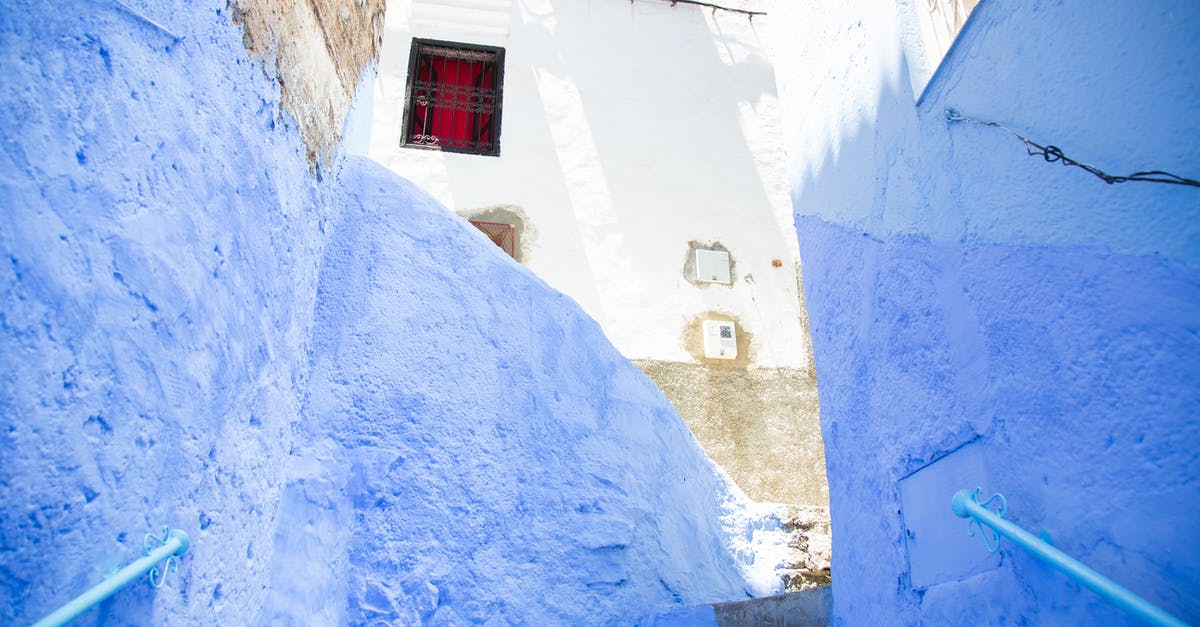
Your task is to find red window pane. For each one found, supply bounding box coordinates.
[405,42,503,155]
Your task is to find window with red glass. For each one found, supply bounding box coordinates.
[402,40,504,156]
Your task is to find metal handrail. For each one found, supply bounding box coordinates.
[32,527,190,627]
[952,488,1186,627]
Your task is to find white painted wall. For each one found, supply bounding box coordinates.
[895,0,982,100]
[364,0,810,368]
[767,0,909,206]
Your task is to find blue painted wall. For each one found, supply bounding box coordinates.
[0,2,771,623]
[1,2,325,622]
[264,157,770,624]
[786,0,1200,624]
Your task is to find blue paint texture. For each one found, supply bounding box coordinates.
[790,1,1200,624]
[0,2,771,623]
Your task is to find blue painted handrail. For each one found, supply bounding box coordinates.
[952,489,1186,627]
[32,527,190,627]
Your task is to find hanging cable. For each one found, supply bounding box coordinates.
[629,0,766,19]
[944,108,1200,188]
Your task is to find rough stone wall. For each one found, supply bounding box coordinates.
[635,361,826,507]
[636,349,832,592]
[636,268,827,509]
[232,0,386,162]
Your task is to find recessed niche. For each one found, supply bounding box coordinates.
[458,205,532,263]
[681,312,752,368]
[899,441,999,589]
[683,241,735,287]
[695,249,732,284]
[701,320,737,359]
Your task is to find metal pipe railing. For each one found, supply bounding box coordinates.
[952,488,1186,627]
[32,527,190,627]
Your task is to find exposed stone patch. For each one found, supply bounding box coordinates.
[633,360,827,506]
[778,505,832,591]
[231,0,386,163]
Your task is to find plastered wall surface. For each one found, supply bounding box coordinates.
[363,0,831,511]
[272,158,787,624]
[0,3,323,621]
[0,2,790,623]
[365,0,809,369]
[771,0,1200,623]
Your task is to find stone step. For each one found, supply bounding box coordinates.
[779,505,832,592]
[713,587,832,627]
[646,587,832,627]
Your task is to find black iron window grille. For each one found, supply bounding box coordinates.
[402,39,505,156]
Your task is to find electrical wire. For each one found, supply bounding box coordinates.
[630,0,766,18]
[945,108,1200,188]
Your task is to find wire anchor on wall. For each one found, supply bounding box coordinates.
[951,489,1188,626]
[945,108,1200,188]
[961,487,1006,553]
[32,526,190,627]
[143,527,183,588]
[629,0,766,20]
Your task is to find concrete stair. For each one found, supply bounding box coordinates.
[647,587,832,626]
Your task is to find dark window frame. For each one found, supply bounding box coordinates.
[401,38,506,157]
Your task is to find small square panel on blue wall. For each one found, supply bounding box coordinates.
[900,441,1000,588]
